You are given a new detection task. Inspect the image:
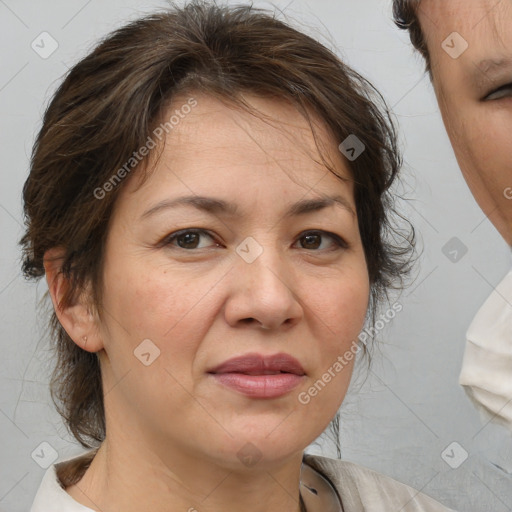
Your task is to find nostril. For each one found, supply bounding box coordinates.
[241,318,272,329]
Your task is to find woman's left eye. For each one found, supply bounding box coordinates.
[294,231,347,251]
[484,83,512,101]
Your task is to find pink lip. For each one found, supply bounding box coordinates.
[208,353,306,399]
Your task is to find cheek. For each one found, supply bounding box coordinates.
[100,256,218,368]
[475,113,512,175]
[297,281,367,420]
[332,263,369,326]
[309,267,370,356]
[447,109,512,186]
[98,261,218,423]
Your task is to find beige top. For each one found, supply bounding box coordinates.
[302,454,456,511]
[30,451,456,511]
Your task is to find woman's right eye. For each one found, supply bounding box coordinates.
[484,82,512,101]
[162,229,220,250]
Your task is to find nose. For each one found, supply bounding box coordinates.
[223,246,304,331]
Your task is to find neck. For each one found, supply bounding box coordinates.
[64,437,305,512]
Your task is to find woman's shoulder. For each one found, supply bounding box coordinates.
[303,453,457,512]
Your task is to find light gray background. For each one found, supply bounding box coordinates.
[1,1,511,511]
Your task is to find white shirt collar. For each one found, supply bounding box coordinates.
[30,463,95,512]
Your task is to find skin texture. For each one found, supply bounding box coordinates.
[418,0,512,244]
[45,93,370,512]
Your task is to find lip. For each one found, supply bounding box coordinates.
[208,353,306,399]
[209,353,306,375]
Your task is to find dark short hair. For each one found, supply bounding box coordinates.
[21,1,413,460]
[393,0,431,73]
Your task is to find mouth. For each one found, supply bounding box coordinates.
[207,353,306,398]
[208,352,306,376]
[239,370,293,375]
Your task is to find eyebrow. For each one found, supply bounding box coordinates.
[471,57,512,90]
[140,194,356,220]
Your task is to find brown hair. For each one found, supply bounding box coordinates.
[21,1,413,470]
[393,0,431,73]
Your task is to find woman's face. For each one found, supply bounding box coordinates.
[96,93,370,470]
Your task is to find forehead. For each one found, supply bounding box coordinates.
[175,94,335,155]
[168,94,346,178]
[128,93,352,198]
[418,0,512,89]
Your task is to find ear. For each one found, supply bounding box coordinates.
[43,247,104,353]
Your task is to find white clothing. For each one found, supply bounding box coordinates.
[459,268,512,429]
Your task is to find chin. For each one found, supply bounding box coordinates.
[211,425,320,471]
[216,442,306,472]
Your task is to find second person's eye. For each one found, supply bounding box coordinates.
[484,82,512,101]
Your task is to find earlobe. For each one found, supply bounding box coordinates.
[43,247,104,353]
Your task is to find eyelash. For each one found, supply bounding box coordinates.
[161,228,348,252]
[485,82,512,101]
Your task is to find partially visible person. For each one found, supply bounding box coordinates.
[394,0,512,430]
